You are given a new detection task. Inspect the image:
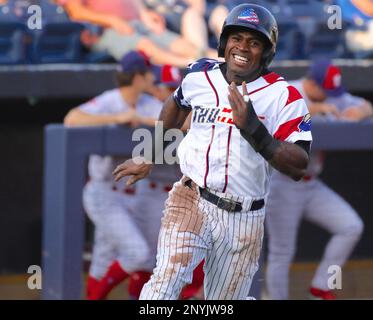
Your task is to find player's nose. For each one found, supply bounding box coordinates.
[235,40,250,53]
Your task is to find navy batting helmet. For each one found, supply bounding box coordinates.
[218,3,278,67]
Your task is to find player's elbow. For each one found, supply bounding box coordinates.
[289,167,307,181]
[289,156,309,181]
[63,114,74,127]
[63,109,79,127]
[270,144,309,181]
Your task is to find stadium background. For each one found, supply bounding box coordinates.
[0,0,373,299]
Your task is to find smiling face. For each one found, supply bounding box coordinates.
[224,28,266,83]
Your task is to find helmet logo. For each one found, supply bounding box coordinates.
[237,8,259,24]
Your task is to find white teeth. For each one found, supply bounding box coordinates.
[233,54,248,63]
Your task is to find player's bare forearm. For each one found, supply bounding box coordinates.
[147,95,190,163]
[64,108,135,127]
[113,96,190,184]
[180,112,192,132]
[64,109,116,126]
[159,95,191,129]
[269,141,309,181]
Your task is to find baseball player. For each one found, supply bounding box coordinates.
[265,59,371,300]
[113,3,312,300]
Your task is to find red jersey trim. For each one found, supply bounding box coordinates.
[273,116,303,141]
[222,126,233,193]
[204,64,219,106]
[204,125,215,188]
[284,86,303,107]
[203,64,219,187]
[263,72,283,84]
[248,77,285,95]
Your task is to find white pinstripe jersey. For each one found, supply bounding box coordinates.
[174,59,312,198]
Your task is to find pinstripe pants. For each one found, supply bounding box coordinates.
[140,176,265,300]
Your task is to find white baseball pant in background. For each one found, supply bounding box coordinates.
[265,172,363,299]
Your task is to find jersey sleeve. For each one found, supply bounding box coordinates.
[173,84,192,109]
[79,90,121,115]
[272,85,312,143]
[173,58,219,110]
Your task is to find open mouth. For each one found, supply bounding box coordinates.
[232,54,249,65]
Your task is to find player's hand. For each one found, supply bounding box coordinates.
[340,106,365,121]
[112,157,153,185]
[228,81,251,130]
[128,111,144,128]
[129,118,143,128]
[116,109,139,124]
[311,103,340,118]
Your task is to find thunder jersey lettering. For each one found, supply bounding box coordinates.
[174,59,312,198]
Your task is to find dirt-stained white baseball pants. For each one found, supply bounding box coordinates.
[140,176,265,300]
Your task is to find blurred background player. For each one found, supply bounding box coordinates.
[59,0,201,67]
[64,50,165,299]
[265,58,372,300]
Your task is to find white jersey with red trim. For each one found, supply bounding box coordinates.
[173,59,312,198]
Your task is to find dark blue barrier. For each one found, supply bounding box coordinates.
[2,61,373,98]
[42,120,373,299]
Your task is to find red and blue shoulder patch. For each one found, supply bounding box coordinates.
[274,113,311,141]
[298,113,312,132]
